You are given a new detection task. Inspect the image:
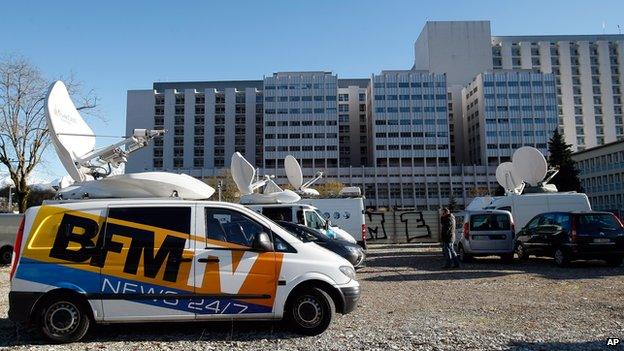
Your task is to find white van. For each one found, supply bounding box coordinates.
[0,213,23,264]
[480,193,591,230]
[247,203,357,244]
[299,198,367,247]
[9,199,360,343]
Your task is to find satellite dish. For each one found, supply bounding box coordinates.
[46,81,96,182]
[284,155,323,196]
[45,80,214,200]
[231,152,300,204]
[496,162,523,194]
[45,81,165,181]
[512,146,548,187]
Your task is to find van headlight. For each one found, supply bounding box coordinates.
[339,265,356,280]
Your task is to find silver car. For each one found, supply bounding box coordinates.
[454,210,515,262]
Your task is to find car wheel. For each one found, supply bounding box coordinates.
[0,246,12,265]
[458,244,472,262]
[606,256,623,267]
[553,247,569,267]
[39,296,90,343]
[515,243,529,260]
[286,287,335,336]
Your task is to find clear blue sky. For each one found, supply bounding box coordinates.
[2,0,623,181]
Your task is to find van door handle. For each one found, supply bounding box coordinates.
[198,258,220,263]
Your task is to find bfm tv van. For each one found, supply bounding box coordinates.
[8,199,360,342]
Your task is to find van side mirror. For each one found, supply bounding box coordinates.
[252,232,274,252]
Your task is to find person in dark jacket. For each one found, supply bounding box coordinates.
[440,207,460,268]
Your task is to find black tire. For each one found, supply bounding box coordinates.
[606,256,623,267]
[286,287,335,336]
[515,243,529,261]
[553,247,569,267]
[38,296,90,343]
[457,244,473,262]
[500,253,514,263]
[0,246,12,265]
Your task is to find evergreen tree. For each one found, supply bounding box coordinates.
[547,129,583,192]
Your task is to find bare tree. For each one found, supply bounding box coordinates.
[0,55,97,212]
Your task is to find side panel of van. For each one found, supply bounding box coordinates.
[301,198,365,243]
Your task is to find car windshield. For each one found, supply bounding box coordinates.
[277,222,320,242]
[577,214,623,232]
[470,214,511,231]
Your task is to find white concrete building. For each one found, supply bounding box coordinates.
[463,70,558,165]
[572,140,624,214]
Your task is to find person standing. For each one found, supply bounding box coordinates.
[440,207,460,269]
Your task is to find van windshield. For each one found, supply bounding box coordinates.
[470,214,511,231]
[304,210,325,230]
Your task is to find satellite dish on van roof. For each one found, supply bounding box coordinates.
[231,152,300,204]
[45,80,215,200]
[496,162,523,194]
[46,81,96,182]
[512,146,548,187]
[284,155,322,196]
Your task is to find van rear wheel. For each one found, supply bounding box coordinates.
[0,246,12,265]
[39,296,90,343]
[553,247,569,267]
[287,287,335,336]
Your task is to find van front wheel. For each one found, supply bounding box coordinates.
[39,297,90,343]
[287,287,335,336]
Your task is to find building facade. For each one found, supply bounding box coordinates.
[463,70,558,165]
[572,140,624,214]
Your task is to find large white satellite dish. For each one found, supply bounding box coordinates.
[231,152,300,204]
[284,155,322,197]
[495,162,523,194]
[46,81,97,182]
[45,80,215,200]
[512,146,548,187]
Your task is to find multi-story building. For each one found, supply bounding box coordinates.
[126,80,263,173]
[337,79,370,167]
[262,72,339,170]
[572,140,624,214]
[414,21,624,158]
[463,70,558,165]
[371,70,450,168]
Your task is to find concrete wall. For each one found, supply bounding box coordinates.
[365,210,441,244]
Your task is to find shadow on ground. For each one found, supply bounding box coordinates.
[508,339,614,350]
[362,246,624,282]
[0,318,301,346]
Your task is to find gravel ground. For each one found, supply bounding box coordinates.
[0,244,623,350]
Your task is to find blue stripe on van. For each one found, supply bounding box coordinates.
[15,257,272,314]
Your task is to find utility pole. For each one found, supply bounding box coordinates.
[217,180,222,202]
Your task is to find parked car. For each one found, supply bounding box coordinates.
[276,220,366,269]
[454,210,515,262]
[515,211,624,267]
[9,199,360,342]
[0,213,23,265]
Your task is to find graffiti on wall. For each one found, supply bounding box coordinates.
[365,212,388,240]
[399,211,431,242]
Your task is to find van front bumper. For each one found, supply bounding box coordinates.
[8,291,42,324]
[339,285,360,314]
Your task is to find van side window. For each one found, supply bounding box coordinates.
[554,213,571,231]
[261,207,292,222]
[108,207,191,234]
[304,210,325,230]
[205,208,265,247]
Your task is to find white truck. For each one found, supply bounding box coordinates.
[299,198,367,248]
[477,192,592,230]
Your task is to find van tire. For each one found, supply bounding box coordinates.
[457,244,472,262]
[286,287,335,336]
[38,296,90,343]
[0,246,12,265]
